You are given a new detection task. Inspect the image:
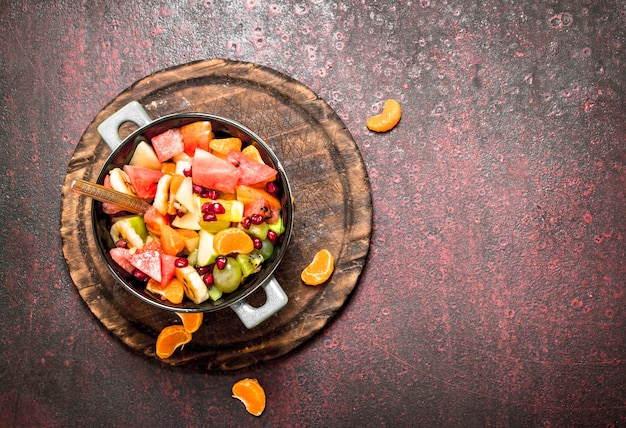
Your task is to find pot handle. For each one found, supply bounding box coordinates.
[97,101,153,151]
[230,276,288,329]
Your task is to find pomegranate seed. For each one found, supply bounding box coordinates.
[253,237,263,250]
[267,230,278,244]
[203,212,217,222]
[195,265,211,276]
[215,256,227,270]
[132,269,150,282]
[199,188,212,198]
[212,202,225,214]
[266,182,279,196]
[115,239,128,248]
[241,217,251,229]
[174,258,188,268]
[251,214,264,225]
[183,165,192,177]
[176,210,186,218]
[203,273,214,286]
[193,184,204,194]
[207,189,219,200]
[201,202,213,214]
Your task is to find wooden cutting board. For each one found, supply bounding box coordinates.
[60,59,372,370]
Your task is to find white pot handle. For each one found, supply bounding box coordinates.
[97,101,153,151]
[230,276,288,329]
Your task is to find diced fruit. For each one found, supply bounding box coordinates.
[213,227,255,255]
[212,257,243,293]
[176,229,200,252]
[227,151,277,186]
[268,214,285,235]
[197,229,218,267]
[110,215,148,250]
[161,162,177,175]
[208,285,223,301]
[209,137,242,156]
[109,247,135,274]
[130,249,162,283]
[167,175,185,215]
[175,160,192,177]
[175,177,196,213]
[198,219,231,233]
[123,165,164,200]
[236,185,281,209]
[243,198,280,224]
[199,198,244,223]
[241,145,265,163]
[146,277,184,304]
[171,210,201,230]
[175,266,209,304]
[160,253,178,286]
[192,149,240,193]
[153,174,172,214]
[108,168,136,195]
[160,224,186,256]
[151,128,185,162]
[254,239,274,260]
[237,252,264,277]
[244,222,269,240]
[180,120,213,156]
[143,205,170,237]
[129,141,162,170]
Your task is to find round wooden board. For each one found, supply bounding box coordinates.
[60,59,372,371]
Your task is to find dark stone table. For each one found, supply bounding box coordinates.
[1,1,624,426]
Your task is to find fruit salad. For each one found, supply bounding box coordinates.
[102,120,286,305]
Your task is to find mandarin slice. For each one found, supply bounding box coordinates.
[232,378,266,416]
[155,325,192,359]
[213,227,255,255]
[176,312,203,333]
[300,249,334,286]
[366,99,402,132]
[241,145,265,163]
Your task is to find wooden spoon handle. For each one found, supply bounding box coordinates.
[71,179,151,214]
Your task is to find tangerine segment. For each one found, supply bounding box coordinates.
[176,312,203,333]
[146,278,185,304]
[232,378,266,416]
[366,99,402,132]
[155,325,192,359]
[210,137,242,155]
[241,145,265,164]
[213,227,255,255]
[301,249,335,286]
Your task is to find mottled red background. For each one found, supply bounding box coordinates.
[1,1,625,426]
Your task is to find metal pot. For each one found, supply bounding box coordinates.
[92,101,293,328]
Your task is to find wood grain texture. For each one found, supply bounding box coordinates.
[60,59,372,370]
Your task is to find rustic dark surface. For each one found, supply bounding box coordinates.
[1,1,625,426]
